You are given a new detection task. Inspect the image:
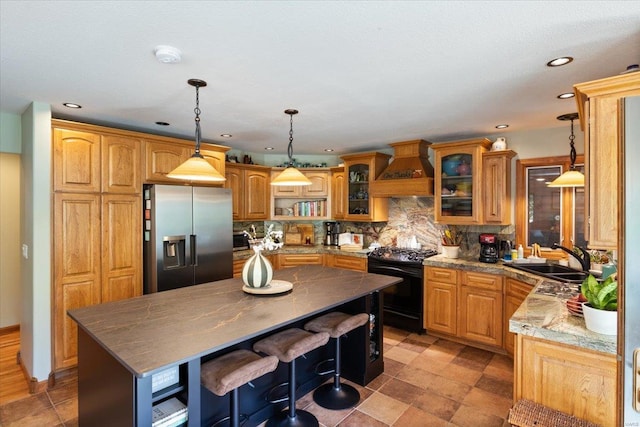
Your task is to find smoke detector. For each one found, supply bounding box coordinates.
[154,45,182,64]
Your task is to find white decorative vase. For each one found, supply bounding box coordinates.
[442,245,460,259]
[582,303,617,335]
[242,246,273,288]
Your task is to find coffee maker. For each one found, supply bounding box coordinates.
[479,233,499,263]
[324,221,340,246]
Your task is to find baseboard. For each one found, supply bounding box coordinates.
[16,350,48,394]
[0,324,20,336]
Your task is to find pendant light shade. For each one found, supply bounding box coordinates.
[547,169,584,187]
[271,109,312,187]
[548,113,584,188]
[167,79,226,182]
[166,153,226,182]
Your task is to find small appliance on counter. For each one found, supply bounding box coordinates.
[479,233,500,263]
[233,231,250,251]
[324,221,340,246]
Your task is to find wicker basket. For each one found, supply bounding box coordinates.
[508,399,601,427]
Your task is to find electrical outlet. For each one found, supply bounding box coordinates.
[22,244,28,259]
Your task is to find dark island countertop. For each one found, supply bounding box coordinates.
[68,265,401,378]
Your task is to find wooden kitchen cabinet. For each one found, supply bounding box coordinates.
[53,127,101,193]
[277,253,324,269]
[330,166,346,219]
[503,278,532,356]
[325,253,367,271]
[424,267,458,335]
[482,150,516,224]
[574,73,640,249]
[425,267,504,349]
[144,140,190,182]
[514,334,617,427]
[340,152,391,222]
[53,192,102,370]
[224,164,271,220]
[102,134,142,194]
[271,169,331,220]
[458,271,503,347]
[144,138,229,184]
[101,194,142,303]
[432,138,492,224]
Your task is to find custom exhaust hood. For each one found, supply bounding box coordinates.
[369,140,435,197]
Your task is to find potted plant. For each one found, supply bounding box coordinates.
[440,225,463,259]
[580,274,618,335]
[587,249,610,272]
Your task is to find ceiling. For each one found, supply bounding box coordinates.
[1,1,639,156]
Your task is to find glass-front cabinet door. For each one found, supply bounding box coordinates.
[433,138,492,224]
[341,152,391,222]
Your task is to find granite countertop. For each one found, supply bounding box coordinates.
[422,255,617,355]
[68,265,400,378]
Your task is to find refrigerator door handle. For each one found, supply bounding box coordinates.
[190,234,197,266]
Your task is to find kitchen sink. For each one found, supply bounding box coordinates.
[512,264,577,274]
[508,263,589,283]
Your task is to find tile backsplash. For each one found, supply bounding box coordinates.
[239,197,514,258]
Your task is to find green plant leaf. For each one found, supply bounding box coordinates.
[581,274,618,310]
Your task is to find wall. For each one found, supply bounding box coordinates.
[0,112,22,328]
[20,103,52,381]
[0,153,22,327]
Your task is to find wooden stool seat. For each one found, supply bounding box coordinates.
[201,349,278,427]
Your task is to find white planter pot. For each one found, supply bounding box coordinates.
[582,303,617,335]
[442,245,460,259]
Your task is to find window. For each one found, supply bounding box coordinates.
[515,155,585,258]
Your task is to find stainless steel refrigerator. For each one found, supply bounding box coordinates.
[621,95,640,424]
[143,184,233,293]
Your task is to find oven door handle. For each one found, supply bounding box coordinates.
[370,265,412,275]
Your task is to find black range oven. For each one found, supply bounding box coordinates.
[367,247,438,333]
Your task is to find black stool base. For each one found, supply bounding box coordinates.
[313,382,360,410]
[265,409,319,427]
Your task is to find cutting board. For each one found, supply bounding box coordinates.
[284,223,315,246]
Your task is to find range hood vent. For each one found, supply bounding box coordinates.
[369,140,434,197]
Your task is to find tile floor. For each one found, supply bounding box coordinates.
[0,326,514,426]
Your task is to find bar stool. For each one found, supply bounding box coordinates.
[201,349,279,427]
[304,312,369,410]
[253,328,330,427]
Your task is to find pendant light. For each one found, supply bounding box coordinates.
[548,113,584,187]
[270,109,312,186]
[167,79,226,182]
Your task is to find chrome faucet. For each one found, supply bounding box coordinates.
[551,243,591,272]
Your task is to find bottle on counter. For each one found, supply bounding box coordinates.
[517,244,524,259]
[511,248,518,260]
[504,240,512,260]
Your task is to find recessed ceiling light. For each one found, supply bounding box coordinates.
[546,57,573,67]
[265,147,274,151]
[324,148,334,152]
[495,124,509,129]
[155,121,170,126]
[220,134,232,138]
[557,92,575,99]
[154,45,182,64]
[63,102,81,109]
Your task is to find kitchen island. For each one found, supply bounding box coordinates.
[68,265,401,426]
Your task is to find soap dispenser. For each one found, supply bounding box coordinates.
[517,244,524,260]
